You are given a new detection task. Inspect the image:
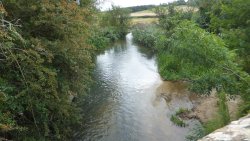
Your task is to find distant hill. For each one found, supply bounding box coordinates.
[123,5,157,13]
[122,0,187,13]
[121,1,191,25]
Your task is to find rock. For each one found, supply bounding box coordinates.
[198,114,250,141]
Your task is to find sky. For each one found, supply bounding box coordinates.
[99,0,177,10]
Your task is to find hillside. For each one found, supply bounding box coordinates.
[130,10,157,18]
[129,5,197,25]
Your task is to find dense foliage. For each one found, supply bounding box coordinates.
[132,0,250,136]
[133,0,249,106]
[158,21,242,95]
[191,0,250,115]
[0,1,130,140]
[210,0,250,73]
[89,5,131,51]
[101,5,130,38]
[132,25,161,50]
[0,1,95,140]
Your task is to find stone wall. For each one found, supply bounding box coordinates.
[199,114,250,141]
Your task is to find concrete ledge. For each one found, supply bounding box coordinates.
[199,114,250,141]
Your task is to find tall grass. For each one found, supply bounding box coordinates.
[203,91,230,133]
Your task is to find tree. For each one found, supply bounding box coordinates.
[0,0,95,140]
[210,0,250,73]
[158,21,247,95]
[101,5,131,37]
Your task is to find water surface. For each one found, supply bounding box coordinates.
[75,33,197,141]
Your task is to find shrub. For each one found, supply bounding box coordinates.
[132,25,163,50]
[170,115,187,127]
[157,20,243,95]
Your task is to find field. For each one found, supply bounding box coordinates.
[129,5,198,25]
[131,18,158,25]
[130,9,158,25]
[130,10,157,17]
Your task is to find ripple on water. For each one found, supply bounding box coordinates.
[74,33,200,141]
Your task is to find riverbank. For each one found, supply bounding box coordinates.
[189,90,241,123]
[74,33,196,141]
[132,21,248,138]
[156,81,241,124]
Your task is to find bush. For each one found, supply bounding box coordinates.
[186,124,206,141]
[132,25,163,50]
[170,108,189,127]
[170,115,187,127]
[157,20,243,95]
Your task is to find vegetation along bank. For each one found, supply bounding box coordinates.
[0,0,130,140]
[132,0,250,140]
[0,0,249,140]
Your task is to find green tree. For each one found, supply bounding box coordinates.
[192,0,218,29]
[155,4,194,37]
[0,0,95,140]
[158,21,247,95]
[101,5,131,37]
[210,0,250,73]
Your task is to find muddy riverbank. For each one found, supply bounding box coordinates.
[156,81,241,123]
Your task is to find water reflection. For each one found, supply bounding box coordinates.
[74,33,197,141]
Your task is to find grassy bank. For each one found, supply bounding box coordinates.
[132,1,250,139]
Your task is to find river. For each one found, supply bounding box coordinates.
[74,33,199,141]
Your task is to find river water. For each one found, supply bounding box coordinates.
[74,33,198,141]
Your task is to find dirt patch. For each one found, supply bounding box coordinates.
[189,89,242,123]
[189,90,219,123]
[154,81,200,116]
[227,97,242,120]
[155,81,198,103]
[156,81,242,123]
